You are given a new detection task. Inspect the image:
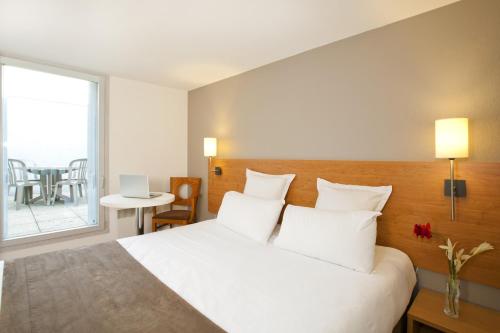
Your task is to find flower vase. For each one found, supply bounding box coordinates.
[444,277,460,318]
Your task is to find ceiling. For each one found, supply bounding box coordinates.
[0,0,459,90]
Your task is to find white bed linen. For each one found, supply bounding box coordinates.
[118,220,416,333]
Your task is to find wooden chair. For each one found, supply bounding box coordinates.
[152,177,201,231]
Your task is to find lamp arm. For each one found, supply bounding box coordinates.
[450,158,455,221]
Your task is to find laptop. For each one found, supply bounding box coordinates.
[120,175,161,199]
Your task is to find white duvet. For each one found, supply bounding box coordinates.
[119,220,416,333]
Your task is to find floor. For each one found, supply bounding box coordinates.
[5,190,93,239]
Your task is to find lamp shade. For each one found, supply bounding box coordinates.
[204,137,217,157]
[435,118,469,158]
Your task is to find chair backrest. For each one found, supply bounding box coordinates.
[8,159,28,183]
[68,158,87,181]
[170,177,201,218]
[7,161,14,186]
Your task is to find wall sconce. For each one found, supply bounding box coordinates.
[204,137,222,175]
[435,118,469,221]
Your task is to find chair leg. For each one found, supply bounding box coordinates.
[16,185,24,210]
[26,187,33,202]
[152,221,157,232]
[40,183,47,204]
[78,184,83,197]
[73,185,80,206]
[68,185,78,204]
[54,178,63,203]
[51,184,59,205]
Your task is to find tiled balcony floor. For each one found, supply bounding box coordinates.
[5,193,92,239]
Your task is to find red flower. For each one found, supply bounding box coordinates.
[413,224,421,237]
[414,223,432,239]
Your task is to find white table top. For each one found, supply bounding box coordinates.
[100,192,175,209]
[28,166,69,170]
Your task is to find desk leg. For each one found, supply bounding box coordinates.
[135,207,145,235]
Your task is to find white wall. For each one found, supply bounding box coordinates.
[107,76,187,236]
[0,76,187,260]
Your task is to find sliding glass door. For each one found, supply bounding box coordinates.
[0,58,104,243]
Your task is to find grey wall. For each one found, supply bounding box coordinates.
[188,0,500,309]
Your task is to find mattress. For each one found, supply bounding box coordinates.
[119,220,416,333]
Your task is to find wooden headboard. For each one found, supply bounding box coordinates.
[208,158,500,288]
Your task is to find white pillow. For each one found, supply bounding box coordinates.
[315,178,392,212]
[275,205,381,273]
[217,191,283,243]
[243,169,295,202]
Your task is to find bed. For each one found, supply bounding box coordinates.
[119,220,416,333]
[1,219,415,333]
[1,160,427,332]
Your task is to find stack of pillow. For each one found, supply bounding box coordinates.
[217,169,294,243]
[216,169,392,273]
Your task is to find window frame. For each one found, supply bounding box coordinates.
[0,56,106,247]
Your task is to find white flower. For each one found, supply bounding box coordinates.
[455,259,463,272]
[471,242,494,256]
[439,239,494,275]
[461,254,471,261]
[445,238,456,261]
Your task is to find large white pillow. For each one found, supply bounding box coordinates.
[217,191,283,243]
[243,169,295,202]
[315,178,392,212]
[274,205,381,273]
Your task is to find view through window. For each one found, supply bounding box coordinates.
[1,64,100,240]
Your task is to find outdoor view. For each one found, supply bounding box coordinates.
[2,65,98,240]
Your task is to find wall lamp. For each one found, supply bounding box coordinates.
[204,137,222,175]
[435,118,469,221]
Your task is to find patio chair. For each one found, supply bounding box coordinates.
[8,159,47,210]
[51,158,87,205]
[8,162,16,196]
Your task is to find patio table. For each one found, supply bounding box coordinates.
[27,166,70,205]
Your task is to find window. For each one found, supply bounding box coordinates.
[0,57,105,245]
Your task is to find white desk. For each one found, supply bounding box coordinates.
[100,193,175,235]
